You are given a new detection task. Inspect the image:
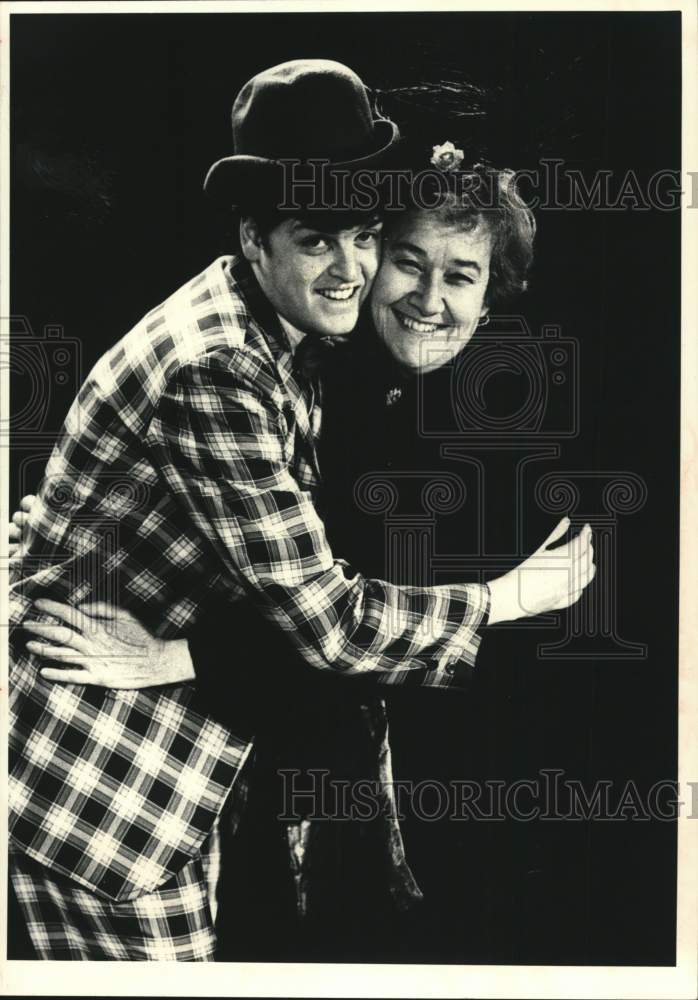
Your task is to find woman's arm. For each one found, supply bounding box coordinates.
[22,598,195,687]
[8,494,35,559]
[9,493,195,688]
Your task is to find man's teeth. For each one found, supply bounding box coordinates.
[318,287,356,301]
[398,313,441,334]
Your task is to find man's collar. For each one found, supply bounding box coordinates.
[226,255,311,358]
[276,314,307,355]
[225,255,291,355]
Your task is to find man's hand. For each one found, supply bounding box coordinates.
[23,599,196,688]
[8,494,36,558]
[487,518,596,625]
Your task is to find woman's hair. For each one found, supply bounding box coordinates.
[384,164,536,305]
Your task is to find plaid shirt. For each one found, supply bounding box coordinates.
[9,256,489,903]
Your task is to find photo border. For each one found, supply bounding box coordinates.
[1,2,695,996]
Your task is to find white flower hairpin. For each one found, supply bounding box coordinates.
[430,141,465,172]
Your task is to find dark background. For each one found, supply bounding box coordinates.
[10,11,680,966]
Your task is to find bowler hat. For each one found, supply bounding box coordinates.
[204,59,400,208]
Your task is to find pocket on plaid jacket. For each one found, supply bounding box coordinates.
[9,650,253,903]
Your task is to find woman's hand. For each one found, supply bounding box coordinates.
[23,599,196,688]
[8,494,36,558]
[487,517,596,625]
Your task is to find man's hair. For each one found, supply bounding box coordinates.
[233,205,384,252]
[383,166,536,305]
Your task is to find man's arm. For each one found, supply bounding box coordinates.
[10,480,593,693]
[147,351,489,688]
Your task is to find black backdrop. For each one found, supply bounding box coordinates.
[10,11,680,965]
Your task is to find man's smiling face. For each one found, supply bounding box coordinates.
[243,215,383,338]
[370,209,492,373]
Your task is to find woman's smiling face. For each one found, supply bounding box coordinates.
[370,209,492,374]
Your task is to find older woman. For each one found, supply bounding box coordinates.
[12,158,594,959]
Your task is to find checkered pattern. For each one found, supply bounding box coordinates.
[9,255,488,905]
[9,823,221,961]
[9,666,253,902]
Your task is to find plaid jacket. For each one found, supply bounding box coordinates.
[9,256,489,903]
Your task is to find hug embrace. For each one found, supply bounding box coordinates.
[8,59,595,961]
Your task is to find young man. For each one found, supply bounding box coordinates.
[8,60,491,961]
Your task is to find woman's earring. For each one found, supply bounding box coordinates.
[477,312,490,329]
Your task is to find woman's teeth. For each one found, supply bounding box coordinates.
[396,312,442,334]
[318,287,357,301]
